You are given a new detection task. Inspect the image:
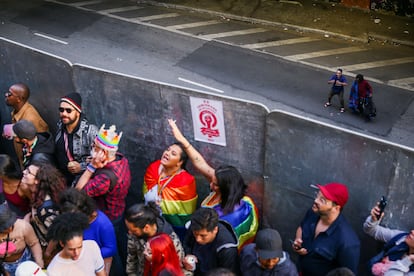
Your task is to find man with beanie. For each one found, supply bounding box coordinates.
[75,124,131,276]
[240,228,298,275]
[4,83,48,167]
[13,120,55,168]
[292,182,360,275]
[55,92,98,186]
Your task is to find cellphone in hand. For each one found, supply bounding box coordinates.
[289,239,302,250]
[376,196,387,219]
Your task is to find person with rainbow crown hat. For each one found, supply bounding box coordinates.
[76,124,131,276]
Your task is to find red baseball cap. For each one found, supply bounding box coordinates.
[317,182,349,207]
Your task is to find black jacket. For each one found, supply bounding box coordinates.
[24,132,56,167]
[184,220,240,275]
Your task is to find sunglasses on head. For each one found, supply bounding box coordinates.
[59,107,74,114]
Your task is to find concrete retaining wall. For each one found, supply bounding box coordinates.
[1,38,413,274]
[264,110,414,268]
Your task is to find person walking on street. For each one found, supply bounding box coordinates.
[325,69,348,113]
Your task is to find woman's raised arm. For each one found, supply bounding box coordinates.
[168,119,215,181]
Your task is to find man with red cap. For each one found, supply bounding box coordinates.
[54,92,98,186]
[292,182,360,275]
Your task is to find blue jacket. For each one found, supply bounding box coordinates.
[299,209,360,276]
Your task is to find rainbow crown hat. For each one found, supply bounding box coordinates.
[95,124,122,151]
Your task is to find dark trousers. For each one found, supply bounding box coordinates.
[328,89,344,108]
[110,215,127,276]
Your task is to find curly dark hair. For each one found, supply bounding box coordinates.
[59,188,96,217]
[47,212,89,244]
[31,162,67,208]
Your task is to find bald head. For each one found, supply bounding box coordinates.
[5,83,30,111]
[10,83,30,101]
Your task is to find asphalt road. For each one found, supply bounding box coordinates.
[1,0,413,146]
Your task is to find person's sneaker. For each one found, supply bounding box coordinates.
[340,108,345,113]
[324,102,331,107]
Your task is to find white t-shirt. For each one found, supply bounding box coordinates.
[47,240,104,276]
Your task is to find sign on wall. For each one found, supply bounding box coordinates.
[190,97,226,146]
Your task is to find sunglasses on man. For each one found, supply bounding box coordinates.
[59,107,75,114]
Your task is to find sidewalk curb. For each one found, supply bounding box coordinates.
[138,0,414,47]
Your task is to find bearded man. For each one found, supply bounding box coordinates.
[292,182,360,276]
[54,93,98,186]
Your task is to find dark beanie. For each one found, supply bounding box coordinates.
[13,120,37,140]
[60,92,82,113]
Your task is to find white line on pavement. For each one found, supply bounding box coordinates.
[34,33,68,44]
[132,13,180,21]
[388,76,414,86]
[243,37,320,49]
[178,77,224,93]
[98,6,142,14]
[168,20,221,30]
[200,28,268,40]
[285,46,365,60]
[70,0,102,7]
[341,57,414,71]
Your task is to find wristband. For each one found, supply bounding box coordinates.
[87,163,96,173]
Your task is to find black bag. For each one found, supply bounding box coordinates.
[363,97,376,119]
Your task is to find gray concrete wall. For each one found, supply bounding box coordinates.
[72,64,267,207]
[264,111,414,271]
[1,39,413,274]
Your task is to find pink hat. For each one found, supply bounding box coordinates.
[317,182,349,207]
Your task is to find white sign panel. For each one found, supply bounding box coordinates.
[190,97,226,146]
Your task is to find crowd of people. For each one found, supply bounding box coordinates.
[0,82,412,275]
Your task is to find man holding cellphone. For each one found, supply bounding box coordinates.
[292,182,360,275]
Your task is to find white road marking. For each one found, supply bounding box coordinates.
[243,37,320,49]
[70,0,102,7]
[341,57,414,71]
[34,33,68,44]
[388,76,414,86]
[168,20,221,30]
[132,13,180,21]
[285,46,365,60]
[98,6,142,14]
[200,28,268,40]
[178,77,224,93]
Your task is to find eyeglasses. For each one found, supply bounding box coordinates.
[59,107,74,114]
[23,168,37,177]
[5,92,17,97]
[314,191,328,205]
